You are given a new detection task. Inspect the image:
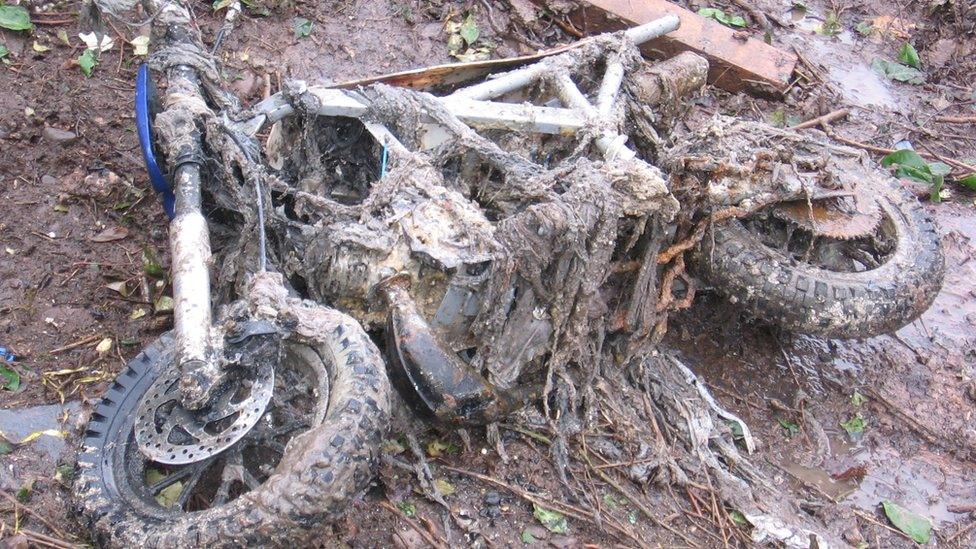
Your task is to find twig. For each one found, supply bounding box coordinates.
[791,108,850,130]
[49,334,103,354]
[948,519,976,544]
[0,525,78,549]
[0,491,72,540]
[578,449,700,547]
[378,500,449,549]
[442,466,646,547]
[823,128,976,174]
[935,115,976,124]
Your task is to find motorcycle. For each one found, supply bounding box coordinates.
[73,1,944,546]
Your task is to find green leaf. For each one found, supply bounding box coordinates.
[898,43,921,69]
[54,464,75,485]
[78,49,97,77]
[882,501,932,543]
[0,364,20,391]
[930,174,944,203]
[855,21,873,35]
[882,150,933,184]
[840,415,865,436]
[459,13,479,44]
[0,5,33,31]
[729,509,749,526]
[697,7,748,28]
[520,530,536,543]
[928,162,951,177]
[0,437,13,455]
[0,44,9,59]
[957,173,976,190]
[16,479,33,503]
[627,510,638,524]
[397,501,416,517]
[213,0,234,11]
[292,17,312,38]
[851,390,867,407]
[727,420,745,439]
[818,11,841,36]
[777,418,800,437]
[533,504,568,534]
[434,478,455,496]
[871,59,925,84]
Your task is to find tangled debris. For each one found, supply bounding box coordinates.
[181,41,846,547]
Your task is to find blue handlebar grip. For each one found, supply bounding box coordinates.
[136,64,176,219]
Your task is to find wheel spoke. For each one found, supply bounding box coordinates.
[148,466,193,494]
[175,464,209,509]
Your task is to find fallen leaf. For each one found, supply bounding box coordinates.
[154,295,175,313]
[867,15,914,43]
[397,501,416,517]
[292,17,312,39]
[697,7,748,28]
[434,478,455,496]
[91,226,129,242]
[0,364,20,391]
[958,174,976,190]
[95,337,113,355]
[840,415,865,437]
[0,5,32,31]
[872,59,925,84]
[54,464,75,485]
[106,281,129,296]
[459,14,480,45]
[18,429,65,444]
[78,32,114,52]
[32,41,50,53]
[130,35,149,56]
[533,504,568,534]
[130,308,147,320]
[78,49,98,77]
[882,501,931,543]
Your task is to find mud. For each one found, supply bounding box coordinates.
[2,0,975,547]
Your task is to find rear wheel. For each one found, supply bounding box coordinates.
[74,310,391,547]
[697,183,944,338]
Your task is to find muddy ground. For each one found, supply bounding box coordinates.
[1,0,975,547]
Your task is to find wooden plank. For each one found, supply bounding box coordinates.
[559,0,797,94]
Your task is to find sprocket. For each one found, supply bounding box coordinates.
[769,191,882,240]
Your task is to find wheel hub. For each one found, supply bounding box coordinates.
[134,322,279,465]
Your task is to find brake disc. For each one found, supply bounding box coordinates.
[134,323,278,465]
[770,192,882,240]
[133,363,274,465]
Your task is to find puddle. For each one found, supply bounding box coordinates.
[782,432,974,527]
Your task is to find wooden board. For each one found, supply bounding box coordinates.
[560,0,797,94]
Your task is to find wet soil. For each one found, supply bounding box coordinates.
[1,0,975,547]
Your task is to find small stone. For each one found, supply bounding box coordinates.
[483,490,502,506]
[524,525,550,541]
[42,126,78,144]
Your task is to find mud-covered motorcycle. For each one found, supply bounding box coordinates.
[74,1,944,546]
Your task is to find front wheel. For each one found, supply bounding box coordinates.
[696,183,944,338]
[74,305,391,547]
